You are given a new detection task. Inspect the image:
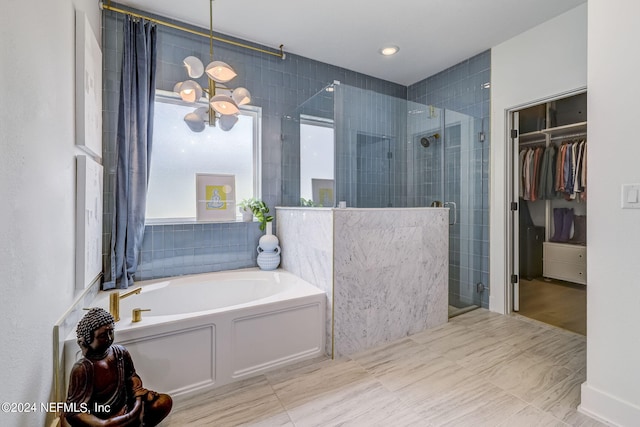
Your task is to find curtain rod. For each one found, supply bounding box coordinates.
[101,2,285,59]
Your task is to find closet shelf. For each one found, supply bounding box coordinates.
[518,130,546,143]
[541,121,587,137]
[519,121,587,143]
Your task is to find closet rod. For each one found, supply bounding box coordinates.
[100,1,285,59]
[519,139,546,147]
[550,131,587,141]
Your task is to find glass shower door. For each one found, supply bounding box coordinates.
[443,109,485,316]
[409,104,487,317]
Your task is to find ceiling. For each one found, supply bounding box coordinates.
[112,0,587,86]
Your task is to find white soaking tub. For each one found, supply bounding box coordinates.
[63,269,326,401]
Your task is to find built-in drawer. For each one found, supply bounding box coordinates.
[543,260,587,285]
[543,242,587,265]
[543,242,587,285]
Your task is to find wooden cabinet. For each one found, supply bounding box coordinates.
[543,242,586,285]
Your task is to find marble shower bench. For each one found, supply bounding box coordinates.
[275,207,449,357]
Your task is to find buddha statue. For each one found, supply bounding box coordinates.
[64,308,172,426]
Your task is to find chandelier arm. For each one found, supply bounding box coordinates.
[209,0,214,61]
[208,77,216,127]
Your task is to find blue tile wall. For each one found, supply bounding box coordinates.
[137,223,263,280]
[334,84,408,208]
[281,83,410,209]
[407,103,445,208]
[102,5,405,281]
[408,50,491,309]
[102,5,490,290]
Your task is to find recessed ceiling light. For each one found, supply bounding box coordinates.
[380,45,399,56]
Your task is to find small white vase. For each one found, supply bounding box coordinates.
[257,245,281,270]
[258,222,279,252]
[257,222,281,270]
[240,209,253,222]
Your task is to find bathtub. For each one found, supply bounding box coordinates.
[63,268,326,401]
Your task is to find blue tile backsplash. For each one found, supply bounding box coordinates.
[137,223,263,280]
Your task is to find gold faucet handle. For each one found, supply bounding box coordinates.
[132,308,151,323]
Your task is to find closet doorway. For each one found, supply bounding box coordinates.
[508,90,587,335]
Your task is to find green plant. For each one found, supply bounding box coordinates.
[238,197,260,212]
[300,197,319,207]
[249,200,273,231]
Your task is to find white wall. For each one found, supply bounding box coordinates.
[0,1,100,426]
[578,1,640,425]
[489,4,587,313]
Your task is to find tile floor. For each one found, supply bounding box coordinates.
[162,309,606,427]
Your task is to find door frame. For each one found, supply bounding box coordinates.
[504,88,587,314]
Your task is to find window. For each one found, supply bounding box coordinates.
[145,91,261,222]
[300,115,334,204]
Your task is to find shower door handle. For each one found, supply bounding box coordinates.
[444,201,457,225]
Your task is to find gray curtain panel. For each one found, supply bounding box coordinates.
[104,17,157,289]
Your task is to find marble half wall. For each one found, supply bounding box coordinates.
[276,207,449,357]
[333,208,448,356]
[276,208,334,355]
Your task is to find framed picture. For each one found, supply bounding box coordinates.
[196,173,236,221]
[76,155,103,289]
[75,11,102,159]
[312,178,334,207]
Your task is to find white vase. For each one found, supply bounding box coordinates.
[257,245,281,270]
[240,208,253,222]
[258,222,279,252]
[257,222,280,270]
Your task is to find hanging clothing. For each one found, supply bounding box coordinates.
[580,142,587,200]
[519,149,527,198]
[521,147,538,201]
[520,139,586,202]
[552,138,587,201]
[538,145,556,199]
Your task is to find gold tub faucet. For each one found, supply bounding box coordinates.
[109,287,142,321]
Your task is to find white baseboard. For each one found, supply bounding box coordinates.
[580,382,640,426]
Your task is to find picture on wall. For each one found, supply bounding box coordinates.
[196,173,236,221]
[76,155,103,289]
[312,178,334,207]
[75,11,102,159]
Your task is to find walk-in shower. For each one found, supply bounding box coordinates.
[281,82,489,314]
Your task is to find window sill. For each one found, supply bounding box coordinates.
[145,217,256,226]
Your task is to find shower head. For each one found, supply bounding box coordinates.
[420,133,440,148]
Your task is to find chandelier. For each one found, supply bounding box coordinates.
[173,0,251,132]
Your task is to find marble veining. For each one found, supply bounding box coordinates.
[333,208,448,356]
[276,208,334,355]
[276,207,449,357]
